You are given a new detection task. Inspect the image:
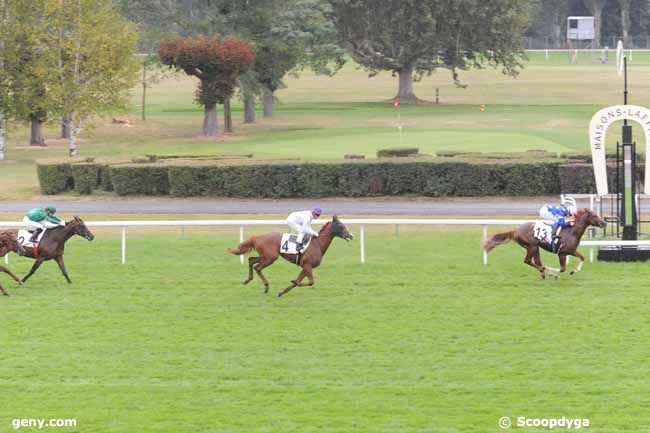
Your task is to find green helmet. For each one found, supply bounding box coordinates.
[44,205,57,213]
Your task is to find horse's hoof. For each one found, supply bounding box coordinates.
[277,292,283,297]
[18,280,24,286]
[242,280,249,285]
[264,286,269,294]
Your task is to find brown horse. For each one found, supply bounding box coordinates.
[0,231,26,296]
[20,216,95,284]
[484,208,606,278]
[228,215,354,297]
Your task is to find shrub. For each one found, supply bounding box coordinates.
[377,147,419,158]
[37,163,74,194]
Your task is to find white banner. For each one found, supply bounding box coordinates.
[589,105,650,195]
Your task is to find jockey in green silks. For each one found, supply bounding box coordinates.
[22,205,64,243]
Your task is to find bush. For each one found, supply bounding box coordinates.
[71,164,104,194]
[37,163,74,194]
[110,165,170,195]
[377,147,419,158]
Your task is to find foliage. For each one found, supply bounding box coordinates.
[36,163,74,194]
[328,0,528,98]
[377,147,420,157]
[159,35,256,107]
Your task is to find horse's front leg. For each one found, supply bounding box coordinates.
[21,257,45,284]
[54,256,72,284]
[278,269,306,297]
[570,251,586,275]
[297,265,314,287]
[0,265,22,285]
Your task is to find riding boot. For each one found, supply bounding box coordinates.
[29,228,42,243]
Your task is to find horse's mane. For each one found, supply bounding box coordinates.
[319,221,331,234]
[0,231,15,246]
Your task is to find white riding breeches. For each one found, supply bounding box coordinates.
[22,216,60,231]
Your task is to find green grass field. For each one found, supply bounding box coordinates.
[2,54,650,199]
[2,226,650,432]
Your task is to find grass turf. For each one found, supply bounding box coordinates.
[3,56,650,199]
[1,227,649,432]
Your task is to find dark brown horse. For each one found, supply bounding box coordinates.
[0,231,26,296]
[484,208,606,278]
[228,215,353,297]
[20,216,95,284]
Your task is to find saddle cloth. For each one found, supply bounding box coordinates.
[280,233,312,255]
[17,229,44,248]
[533,221,553,245]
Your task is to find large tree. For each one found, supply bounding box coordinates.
[159,34,255,136]
[329,0,529,102]
[42,0,139,156]
[582,0,608,47]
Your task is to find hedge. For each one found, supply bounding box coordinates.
[39,159,628,198]
[377,147,419,157]
[37,163,74,194]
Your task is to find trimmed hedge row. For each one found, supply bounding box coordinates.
[377,147,419,157]
[38,159,616,198]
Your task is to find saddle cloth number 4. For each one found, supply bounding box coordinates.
[280,233,307,254]
[533,221,553,244]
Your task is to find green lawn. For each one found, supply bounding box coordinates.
[1,227,649,432]
[2,56,650,199]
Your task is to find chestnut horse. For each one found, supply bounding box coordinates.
[20,216,95,284]
[0,231,26,296]
[228,215,353,297]
[484,208,606,278]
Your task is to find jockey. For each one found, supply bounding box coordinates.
[539,197,577,252]
[286,206,322,245]
[23,205,64,243]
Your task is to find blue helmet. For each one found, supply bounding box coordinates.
[311,205,322,216]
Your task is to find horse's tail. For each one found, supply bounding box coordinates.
[227,237,256,255]
[483,231,515,253]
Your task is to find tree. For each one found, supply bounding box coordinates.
[41,0,139,156]
[582,0,608,47]
[159,35,255,136]
[329,0,528,102]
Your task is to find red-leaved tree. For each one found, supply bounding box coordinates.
[159,35,255,136]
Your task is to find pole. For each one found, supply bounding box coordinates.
[239,225,244,264]
[121,226,126,265]
[483,225,488,265]
[360,225,365,264]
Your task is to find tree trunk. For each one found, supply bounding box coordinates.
[30,117,46,146]
[263,89,274,117]
[583,0,607,48]
[224,98,233,133]
[61,115,72,139]
[0,114,5,161]
[141,63,147,121]
[202,104,219,136]
[243,94,256,124]
[68,116,78,157]
[397,67,418,102]
[620,0,631,44]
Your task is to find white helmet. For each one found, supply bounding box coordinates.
[562,196,577,215]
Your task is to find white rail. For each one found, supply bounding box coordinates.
[1,219,648,265]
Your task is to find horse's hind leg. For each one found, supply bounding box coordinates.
[0,281,10,297]
[524,248,545,278]
[254,257,277,294]
[243,257,260,285]
[0,265,22,285]
[570,251,586,275]
[21,257,45,284]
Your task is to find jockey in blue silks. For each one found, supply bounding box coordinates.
[539,197,577,253]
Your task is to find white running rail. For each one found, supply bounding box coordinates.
[2,218,648,266]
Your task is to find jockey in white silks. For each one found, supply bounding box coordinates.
[539,197,577,253]
[286,206,322,246]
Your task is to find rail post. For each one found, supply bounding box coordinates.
[239,225,244,264]
[483,225,488,265]
[121,226,127,265]
[360,225,365,264]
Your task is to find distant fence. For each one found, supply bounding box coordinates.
[3,218,649,266]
